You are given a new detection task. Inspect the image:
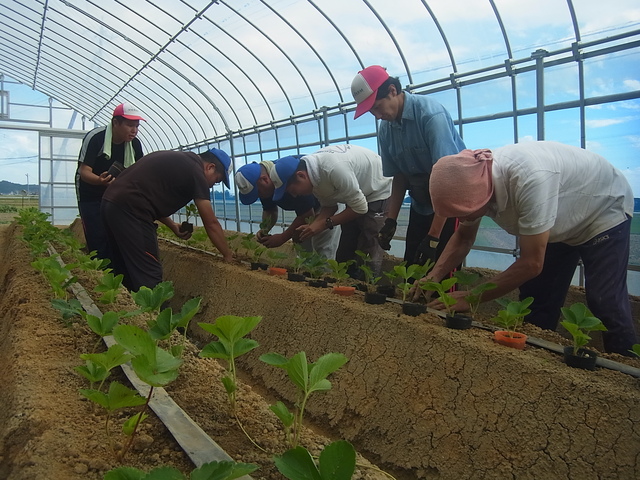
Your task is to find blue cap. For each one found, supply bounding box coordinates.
[235,162,261,205]
[271,155,302,201]
[208,148,232,188]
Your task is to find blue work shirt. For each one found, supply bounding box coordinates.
[379,92,466,215]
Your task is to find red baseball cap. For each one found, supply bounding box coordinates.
[112,102,146,121]
[351,65,390,119]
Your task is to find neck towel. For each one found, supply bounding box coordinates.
[103,122,136,167]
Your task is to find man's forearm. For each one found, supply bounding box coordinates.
[387,175,408,220]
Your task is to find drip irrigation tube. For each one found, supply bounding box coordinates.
[166,238,640,379]
[50,246,253,478]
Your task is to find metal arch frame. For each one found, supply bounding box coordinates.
[259,0,345,104]
[57,1,226,142]
[306,0,365,71]
[362,0,412,84]
[220,0,320,111]
[194,13,297,119]
[43,4,200,147]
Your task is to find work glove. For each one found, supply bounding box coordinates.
[378,218,397,250]
[414,235,439,266]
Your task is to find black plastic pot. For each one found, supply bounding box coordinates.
[324,276,337,284]
[376,284,395,298]
[179,221,193,234]
[402,302,426,316]
[563,346,598,371]
[364,291,386,305]
[308,279,328,288]
[250,262,268,271]
[287,272,306,282]
[355,283,368,293]
[445,313,473,330]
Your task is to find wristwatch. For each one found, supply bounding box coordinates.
[325,217,335,230]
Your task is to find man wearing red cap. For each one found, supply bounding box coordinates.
[351,66,466,269]
[75,102,146,260]
[422,141,638,355]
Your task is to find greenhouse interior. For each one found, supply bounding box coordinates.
[0,1,639,480]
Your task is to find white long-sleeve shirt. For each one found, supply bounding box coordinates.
[301,144,392,214]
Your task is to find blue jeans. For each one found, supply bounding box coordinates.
[519,218,638,355]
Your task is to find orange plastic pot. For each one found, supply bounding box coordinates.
[268,267,287,276]
[332,286,356,296]
[493,330,527,350]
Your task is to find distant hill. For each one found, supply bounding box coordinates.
[0,181,41,195]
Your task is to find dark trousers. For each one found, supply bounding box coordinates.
[78,200,110,260]
[519,218,638,355]
[337,199,387,276]
[404,208,458,265]
[101,200,163,292]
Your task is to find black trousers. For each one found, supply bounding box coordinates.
[520,217,638,354]
[101,200,163,292]
[404,207,458,267]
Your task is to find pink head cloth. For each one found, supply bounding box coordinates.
[430,149,494,218]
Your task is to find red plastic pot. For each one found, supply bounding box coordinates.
[268,267,287,276]
[332,286,356,296]
[493,330,527,350]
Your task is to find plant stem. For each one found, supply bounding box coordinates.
[233,412,268,453]
[118,386,153,463]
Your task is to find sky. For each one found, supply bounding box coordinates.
[0,0,639,195]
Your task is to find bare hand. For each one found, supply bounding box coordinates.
[222,253,234,263]
[98,172,114,185]
[171,221,192,240]
[428,291,471,313]
[260,233,286,248]
[296,223,322,242]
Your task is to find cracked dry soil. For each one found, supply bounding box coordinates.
[1,219,640,479]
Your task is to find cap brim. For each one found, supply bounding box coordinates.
[239,188,259,205]
[272,184,287,202]
[354,93,376,119]
[122,115,146,121]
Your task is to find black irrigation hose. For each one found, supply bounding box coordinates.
[165,238,640,379]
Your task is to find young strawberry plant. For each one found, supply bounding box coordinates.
[31,254,78,300]
[93,272,125,305]
[392,261,433,304]
[198,315,262,412]
[492,297,533,337]
[274,440,356,480]
[454,271,497,318]
[419,277,458,315]
[130,281,175,323]
[259,351,348,448]
[76,343,132,393]
[327,259,353,286]
[560,302,607,356]
[103,459,259,479]
[50,298,85,326]
[147,296,202,358]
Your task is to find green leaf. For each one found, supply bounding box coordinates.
[259,352,288,367]
[131,348,183,387]
[318,440,356,480]
[274,446,322,480]
[86,310,121,337]
[309,353,348,392]
[103,466,146,480]
[113,324,156,359]
[80,344,132,373]
[191,460,259,480]
[269,401,295,428]
[148,308,177,341]
[122,412,148,436]
[75,360,108,383]
[174,297,202,328]
[286,352,310,392]
[80,381,146,412]
[51,298,84,320]
[232,338,259,358]
[131,281,174,313]
[199,341,230,359]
